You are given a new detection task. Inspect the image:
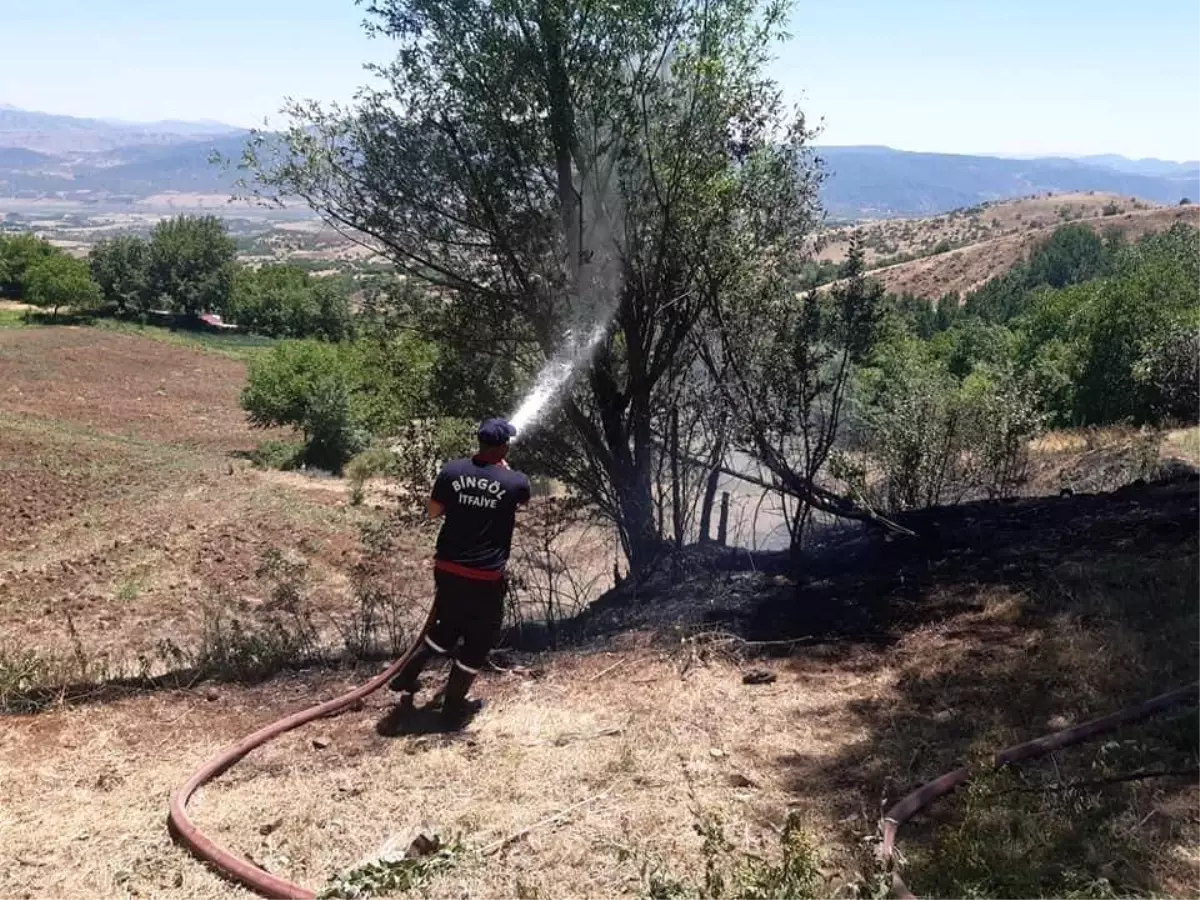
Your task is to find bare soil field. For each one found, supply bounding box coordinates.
[0,326,422,668]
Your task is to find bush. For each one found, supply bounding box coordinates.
[302,376,369,472]
[345,445,400,504]
[241,340,368,472]
[1134,321,1199,424]
[249,439,307,471]
[846,336,1043,510]
[240,334,443,474]
[228,264,353,340]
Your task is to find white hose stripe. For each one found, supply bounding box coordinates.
[424,635,447,653]
[454,659,480,674]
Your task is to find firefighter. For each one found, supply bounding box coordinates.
[389,417,531,726]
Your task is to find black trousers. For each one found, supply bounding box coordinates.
[421,568,505,672]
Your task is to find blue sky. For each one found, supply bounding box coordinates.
[2,0,1197,160]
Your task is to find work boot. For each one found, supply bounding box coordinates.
[388,645,434,694]
[440,664,482,728]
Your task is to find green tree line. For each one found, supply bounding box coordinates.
[0,215,353,341]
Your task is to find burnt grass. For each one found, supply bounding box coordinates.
[503,472,1200,655]
[498,472,1200,897]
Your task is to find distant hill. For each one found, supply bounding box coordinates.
[816,193,1200,300]
[1075,155,1200,179]
[817,146,1199,218]
[0,106,1196,218]
[0,105,244,155]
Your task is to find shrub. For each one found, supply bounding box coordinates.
[1134,321,1199,424]
[241,340,367,472]
[249,439,307,471]
[345,445,400,504]
[846,336,1043,510]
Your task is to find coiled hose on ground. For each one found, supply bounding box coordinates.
[167,604,436,900]
[881,682,1200,899]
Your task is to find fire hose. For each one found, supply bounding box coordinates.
[167,604,437,900]
[168,604,1194,900]
[880,682,1200,899]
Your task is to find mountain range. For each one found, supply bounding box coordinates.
[816,146,1198,218]
[0,106,1196,219]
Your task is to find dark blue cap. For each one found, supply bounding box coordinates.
[478,417,517,446]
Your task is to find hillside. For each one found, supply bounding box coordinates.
[818,146,1199,219]
[819,193,1200,299]
[0,323,1195,900]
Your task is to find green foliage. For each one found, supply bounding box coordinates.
[845,333,1043,510]
[241,335,440,472]
[228,264,353,340]
[964,223,1116,324]
[89,235,151,313]
[24,253,103,318]
[240,340,366,472]
[0,232,60,297]
[1134,321,1198,423]
[249,438,307,471]
[239,0,823,573]
[318,838,463,899]
[345,444,399,504]
[147,214,237,316]
[1025,223,1109,289]
[637,811,827,900]
[894,224,1199,430]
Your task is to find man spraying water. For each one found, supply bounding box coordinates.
[389,417,531,727]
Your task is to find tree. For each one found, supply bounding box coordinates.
[242,0,824,574]
[704,242,884,546]
[147,215,236,316]
[228,264,354,340]
[1134,322,1198,425]
[1025,223,1108,289]
[0,233,59,298]
[24,254,103,320]
[241,340,368,472]
[89,236,150,314]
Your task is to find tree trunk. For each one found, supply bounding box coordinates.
[697,429,727,541]
[670,408,684,549]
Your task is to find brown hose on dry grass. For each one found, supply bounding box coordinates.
[880,682,1200,900]
[168,605,437,900]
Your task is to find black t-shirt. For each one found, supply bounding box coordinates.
[432,456,532,572]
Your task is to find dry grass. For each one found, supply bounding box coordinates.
[1,326,1196,899]
[0,651,887,899]
[815,195,1199,300]
[817,193,1163,267]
